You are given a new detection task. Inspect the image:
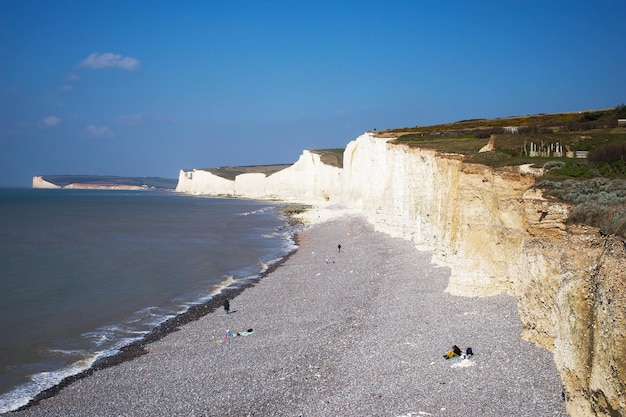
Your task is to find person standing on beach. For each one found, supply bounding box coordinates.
[223,299,230,314]
[338,244,341,253]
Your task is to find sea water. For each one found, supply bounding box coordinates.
[0,188,296,413]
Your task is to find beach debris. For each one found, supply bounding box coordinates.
[451,358,476,368]
[218,329,255,343]
[395,411,433,417]
[442,345,475,367]
[443,345,473,359]
[443,345,462,359]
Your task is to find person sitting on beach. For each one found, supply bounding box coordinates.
[443,345,462,359]
[223,329,254,340]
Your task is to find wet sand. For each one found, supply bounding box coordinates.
[9,215,568,416]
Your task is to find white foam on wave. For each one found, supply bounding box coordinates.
[0,304,184,413]
[126,306,178,328]
[1,217,300,414]
[48,349,87,356]
[237,206,273,217]
[0,354,99,414]
[0,195,298,414]
[82,324,149,347]
[192,275,244,304]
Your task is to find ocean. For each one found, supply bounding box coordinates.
[0,188,297,413]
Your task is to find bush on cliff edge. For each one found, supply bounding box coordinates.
[538,178,626,237]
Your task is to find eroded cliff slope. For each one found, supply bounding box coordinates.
[177,132,625,416]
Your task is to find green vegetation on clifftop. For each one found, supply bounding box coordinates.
[310,148,344,168]
[382,106,625,170]
[378,105,626,236]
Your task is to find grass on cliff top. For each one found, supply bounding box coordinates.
[383,105,626,236]
[388,128,626,172]
[465,129,626,168]
[391,135,490,156]
[310,148,344,168]
[381,107,621,137]
[383,105,626,172]
[202,149,345,180]
[203,164,293,181]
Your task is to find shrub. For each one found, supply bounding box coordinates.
[597,160,626,178]
[578,111,603,122]
[538,178,626,236]
[473,130,491,139]
[613,207,626,236]
[539,180,563,189]
[556,162,594,179]
[569,202,610,230]
[543,160,565,170]
[588,143,626,164]
[615,104,626,119]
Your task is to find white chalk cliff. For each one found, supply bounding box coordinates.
[32,176,61,189]
[177,133,626,417]
[177,150,342,201]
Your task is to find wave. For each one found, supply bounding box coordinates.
[0,354,99,413]
[0,206,299,414]
[2,268,299,414]
[237,206,274,217]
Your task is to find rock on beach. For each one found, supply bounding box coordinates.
[10,215,568,417]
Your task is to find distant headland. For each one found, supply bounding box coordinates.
[32,175,178,190]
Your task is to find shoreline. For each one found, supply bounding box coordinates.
[6,200,308,414]
[9,213,568,416]
[11,231,301,414]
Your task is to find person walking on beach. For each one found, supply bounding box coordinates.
[223,299,230,314]
[337,244,342,253]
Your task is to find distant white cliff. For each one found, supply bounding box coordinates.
[32,176,61,189]
[176,150,342,201]
[32,176,147,190]
[177,132,626,417]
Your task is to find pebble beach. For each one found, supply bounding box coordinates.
[9,214,569,417]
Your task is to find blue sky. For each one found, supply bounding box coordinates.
[1,0,625,186]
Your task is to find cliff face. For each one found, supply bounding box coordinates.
[176,169,235,195]
[176,150,342,201]
[178,133,625,416]
[32,176,61,189]
[342,134,534,296]
[32,176,165,190]
[342,134,625,417]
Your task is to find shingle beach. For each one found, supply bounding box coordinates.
[9,215,568,417]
